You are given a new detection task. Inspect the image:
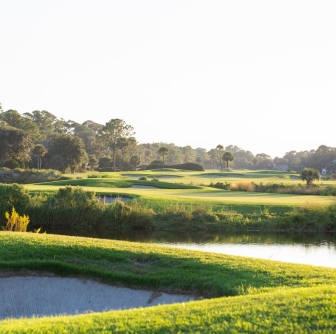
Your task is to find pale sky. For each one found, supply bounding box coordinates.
[1,0,335,158]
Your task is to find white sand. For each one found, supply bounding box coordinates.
[0,276,195,320]
[97,196,130,203]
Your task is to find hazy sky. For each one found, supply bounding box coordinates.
[1,1,335,158]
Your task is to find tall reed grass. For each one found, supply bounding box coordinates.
[3,207,30,232]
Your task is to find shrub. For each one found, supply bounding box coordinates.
[230,181,255,192]
[103,200,155,230]
[139,176,148,180]
[87,174,110,178]
[209,181,231,190]
[47,186,100,210]
[3,159,23,169]
[12,169,62,183]
[254,182,286,193]
[0,184,31,216]
[3,207,30,232]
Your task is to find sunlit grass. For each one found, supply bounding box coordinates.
[25,184,335,208]
[0,233,335,332]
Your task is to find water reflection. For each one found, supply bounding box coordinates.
[46,228,336,268]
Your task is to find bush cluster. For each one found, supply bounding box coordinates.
[12,169,62,184]
[209,181,231,190]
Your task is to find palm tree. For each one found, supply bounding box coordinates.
[222,151,234,169]
[216,144,224,171]
[301,168,320,187]
[158,146,169,167]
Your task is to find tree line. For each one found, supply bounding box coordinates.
[0,108,336,174]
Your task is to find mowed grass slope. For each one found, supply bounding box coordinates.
[0,233,335,333]
[25,168,335,215]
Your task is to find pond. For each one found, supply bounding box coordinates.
[46,228,336,268]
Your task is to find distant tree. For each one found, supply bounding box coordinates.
[88,155,99,171]
[216,144,224,171]
[234,157,253,169]
[24,110,58,140]
[182,145,195,163]
[255,158,274,170]
[301,168,320,187]
[196,156,202,164]
[117,137,137,170]
[48,134,88,173]
[222,151,234,169]
[225,145,241,153]
[117,137,128,171]
[144,149,152,165]
[0,126,33,164]
[82,120,103,133]
[100,119,135,171]
[309,145,336,171]
[98,157,112,169]
[74,125,97,155]
[252,158,259,169]
[166,147,182,165]
[195,147,208,163]
[256,153,272,160]
[130,155,141,170]
[234,149,254,162]
[207,148,218,169]
[158,146,169,167]
[0,109,40,141]
[274,157,289,166]
[32,144,48,170]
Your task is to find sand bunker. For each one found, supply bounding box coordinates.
[122,174,146,178]
[97,196,130,203]
[0,276,195,320]
[290,175,300,180]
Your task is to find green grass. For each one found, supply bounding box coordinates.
[0,233,335,332]
[22,169,336,212]
[25,184,335,208]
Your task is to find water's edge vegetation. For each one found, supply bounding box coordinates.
[1,183,336,233]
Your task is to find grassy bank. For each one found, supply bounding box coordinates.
[0,233,335,332]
